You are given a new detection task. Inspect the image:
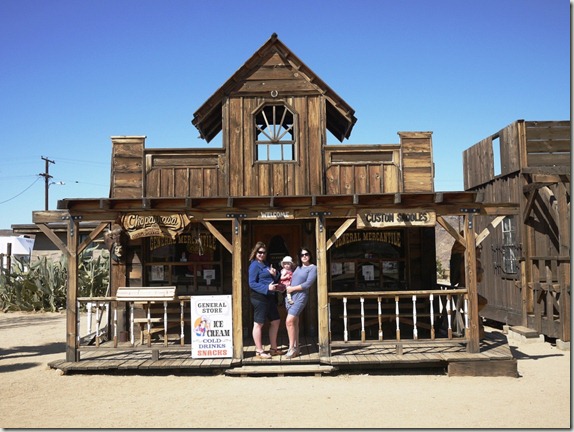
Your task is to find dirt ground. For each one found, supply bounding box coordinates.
[0,311,570,429]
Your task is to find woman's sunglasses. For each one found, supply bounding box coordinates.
[300,252,310,257]
[256,250,266,255]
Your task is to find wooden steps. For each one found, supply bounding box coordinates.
[225,364,336,377]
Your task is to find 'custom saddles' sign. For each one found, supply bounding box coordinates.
[357,210,436,228]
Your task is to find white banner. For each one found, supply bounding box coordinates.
[191,295,233,358]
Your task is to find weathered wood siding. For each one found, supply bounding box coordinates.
[144,149,227,198]
[463,138,495,190]
[324,145,400,194]
[110,136,145,199]
[464,120,571,190]
[399,132,434,193]
[463,120,571,340]
[236,52,320,97]
[524,120,571,168]
[226,95,324,196]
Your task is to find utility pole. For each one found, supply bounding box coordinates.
[39,156,55,210]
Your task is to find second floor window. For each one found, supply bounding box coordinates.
[254,104,296,161]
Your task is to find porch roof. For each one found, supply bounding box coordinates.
[32,191,518,224]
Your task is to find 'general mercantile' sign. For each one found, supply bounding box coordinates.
[357,209,436,228]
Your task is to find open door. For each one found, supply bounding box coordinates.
[245,221,316,336]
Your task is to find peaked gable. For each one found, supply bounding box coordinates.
[192,33,357,143]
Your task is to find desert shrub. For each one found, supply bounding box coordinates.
[0,246,109,312]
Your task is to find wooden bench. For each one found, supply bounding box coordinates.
[116,286,182,347]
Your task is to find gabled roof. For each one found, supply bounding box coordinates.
[192,33,357,143]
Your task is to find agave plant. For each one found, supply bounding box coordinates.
[0,245,110,312]
[78,246,110,298]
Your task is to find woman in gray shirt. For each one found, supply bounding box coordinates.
[284,247,317,358]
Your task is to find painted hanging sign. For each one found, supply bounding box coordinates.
[120,213,192,239]
[191,295,233,359]
[356,209,436,228]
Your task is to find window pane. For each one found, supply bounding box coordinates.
[254,104,296,161]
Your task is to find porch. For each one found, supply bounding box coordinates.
[48,328,516,377]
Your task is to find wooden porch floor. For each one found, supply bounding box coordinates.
[48,329,516,377]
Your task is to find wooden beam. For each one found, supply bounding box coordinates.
[36,223,69,255]
[475,216,505,247]
[436,216,464,245]
[32,210,70,224]
[77,222,108,255]
[201,220,232,254]
[326,218,355,250]
[523,188,538,224]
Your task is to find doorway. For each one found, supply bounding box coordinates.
[243,220,316,341]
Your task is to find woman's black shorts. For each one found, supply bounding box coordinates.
[250,292,280,324]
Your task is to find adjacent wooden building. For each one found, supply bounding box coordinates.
[37,34,520,376]
[462,120,570,344]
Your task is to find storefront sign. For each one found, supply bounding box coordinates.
[191,295,233,359]
[120,213,191,239]
[257,210,293,219]
[149,232,217,256]
[333,230,402,249]
[357,210,436,228]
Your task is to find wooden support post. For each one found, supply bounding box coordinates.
[315,213,330,357]
[231,217,244,359]
[557,182,570,342]
[464,213,480,353]
[66,216,80,362]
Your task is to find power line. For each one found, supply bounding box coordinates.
[0,177,42,205]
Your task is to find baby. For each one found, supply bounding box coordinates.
[279,255,295,305]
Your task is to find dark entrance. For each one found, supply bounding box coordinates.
[243,220,317,342]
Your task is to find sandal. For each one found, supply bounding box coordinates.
[256,350,271,359]
[270,348,284,356]
[285,348,299,359]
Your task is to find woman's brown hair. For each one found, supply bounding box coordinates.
[248,241,267,261]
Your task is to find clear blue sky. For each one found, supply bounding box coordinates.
[0,0,569,229]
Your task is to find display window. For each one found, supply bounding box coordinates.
[329,229,406,291]
[145,230,222,295]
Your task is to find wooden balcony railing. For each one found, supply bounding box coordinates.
[328,287,469,351]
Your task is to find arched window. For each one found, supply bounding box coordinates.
[254,104,296,161]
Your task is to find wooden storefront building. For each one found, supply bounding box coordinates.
[39,34,519,376]
[462,120,570,345]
